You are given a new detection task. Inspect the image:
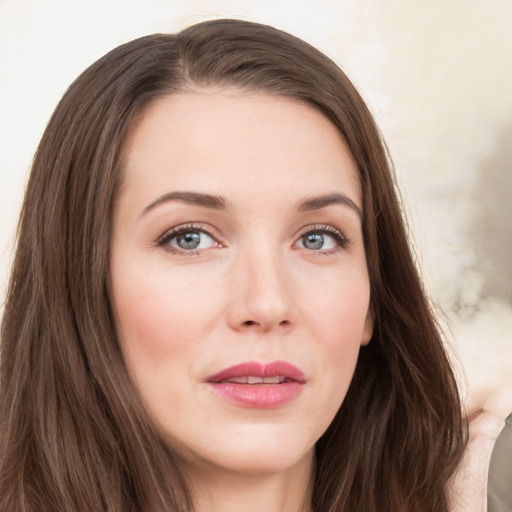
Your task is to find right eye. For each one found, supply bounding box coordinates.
[156,225,220,255]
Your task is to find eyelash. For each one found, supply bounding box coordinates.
[295,224,349,254]
[154,223,221,256]
[154,223,349,256]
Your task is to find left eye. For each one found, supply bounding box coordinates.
[166,229,217,251]
[297,231,341,251]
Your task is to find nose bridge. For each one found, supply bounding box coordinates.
[229,233,295,332]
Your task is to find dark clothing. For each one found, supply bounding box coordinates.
[488,414,512,512]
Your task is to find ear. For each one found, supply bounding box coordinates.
[361,308,373,346]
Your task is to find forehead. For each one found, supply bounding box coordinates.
[120,89,362,207]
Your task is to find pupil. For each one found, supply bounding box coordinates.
[177,231,201,250]
[304,233,324,250]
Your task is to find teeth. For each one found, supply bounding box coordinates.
[221,375,286,384]
[226,377,250,384]
[263,376,281,384]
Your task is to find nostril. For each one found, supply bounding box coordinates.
[236,317,293,331]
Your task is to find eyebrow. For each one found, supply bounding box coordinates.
[140,190,362,220]
[298,193,363,219]
[141,191,228,217]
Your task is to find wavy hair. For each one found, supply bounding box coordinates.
[0,18,466,511]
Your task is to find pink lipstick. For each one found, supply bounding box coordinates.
[206,361,305,408]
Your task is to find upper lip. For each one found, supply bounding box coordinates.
[206,360,306,384]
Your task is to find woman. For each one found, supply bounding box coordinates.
[0,19,466,511]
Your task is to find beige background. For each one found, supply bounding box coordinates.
[1,0,511,399]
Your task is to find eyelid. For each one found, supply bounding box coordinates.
[294,224,349,251]
[154,222,224,254]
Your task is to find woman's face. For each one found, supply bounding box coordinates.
[111,90,372,479]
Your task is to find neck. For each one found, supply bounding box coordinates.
[188,451,314,512]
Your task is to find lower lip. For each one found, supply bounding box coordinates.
[209,381,303,408]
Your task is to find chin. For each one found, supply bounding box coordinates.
[201,447,314,478]
[165,423,317,477]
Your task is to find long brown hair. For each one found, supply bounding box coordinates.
[0,19,466,511]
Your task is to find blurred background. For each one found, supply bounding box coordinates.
[1,0,511,400]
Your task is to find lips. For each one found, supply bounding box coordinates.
[206,361,305,408]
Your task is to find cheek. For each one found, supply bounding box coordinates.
[298,265,370,398]
[111,265,221,372]
[300,264,371,342]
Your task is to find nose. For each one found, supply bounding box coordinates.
[226,245,297,333]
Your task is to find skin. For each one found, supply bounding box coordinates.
[450,385,512,512]
[110,89,373,512]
